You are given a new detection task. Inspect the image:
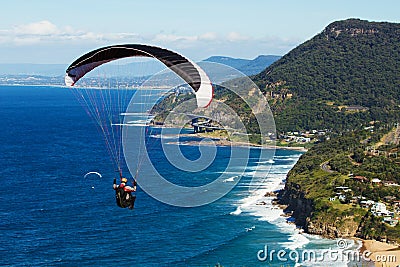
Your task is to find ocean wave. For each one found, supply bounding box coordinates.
[127,119,152,124]
[274,155,302,161]
[120,112,153,116]
[232,177,283,219]
[245,164,273,171]
[230,206,242,215]
[223,175,238,183]
[255,159,275,164]
[285,237,362,267]
[245,225,255,232]
[280,229,310,250]
[267,165,297,173]
[216,171,244,175]
[274,155,301,158]
[229,155,316,253]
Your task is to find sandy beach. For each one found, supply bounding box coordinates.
[361,239,400,266]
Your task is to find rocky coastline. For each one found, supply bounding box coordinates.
[272,183,400,266]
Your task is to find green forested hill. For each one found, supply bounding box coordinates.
[254,19,400,132]
[262,19,400,241]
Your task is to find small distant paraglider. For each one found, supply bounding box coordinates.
[84,172,102,189]
[84,171,103,179]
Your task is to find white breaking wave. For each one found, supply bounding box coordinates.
[274,156,302,161]
[279,224,310,250]
[223,176,238,183]
[230,152,310,251]
[127,119,152,124]
[255,159,275,164]
[293,238,357,267]
[230,206,242,215]
[245,164,273,171]
[245,225,255,232]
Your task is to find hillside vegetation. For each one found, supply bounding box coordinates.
[254,18,400,132]
[262,19,400,242]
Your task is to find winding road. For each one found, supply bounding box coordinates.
[321,160,334,173]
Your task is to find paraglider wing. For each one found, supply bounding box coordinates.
[65,44,213,108]
[84,171,102,179]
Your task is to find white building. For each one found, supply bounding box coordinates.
[360,200,375,208]
[383,181,399,187]
[371,178,381,184]
[371,202,390,216]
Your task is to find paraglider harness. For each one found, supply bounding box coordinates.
[114,172,137,209]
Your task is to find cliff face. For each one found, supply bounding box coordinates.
[278,183,313,227]
[278,183,359,239]
[306,217,359,239]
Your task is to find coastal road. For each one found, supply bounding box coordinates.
[321,160,334,173]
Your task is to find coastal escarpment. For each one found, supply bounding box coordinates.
[277,183,313,228]
[278,182,359,239]
[306,216,358,238]
[276,128,400,244]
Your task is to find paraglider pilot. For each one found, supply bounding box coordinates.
[113,177,137,210]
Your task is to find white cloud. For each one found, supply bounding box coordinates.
[0,21,151,45]
[153,33,199,43]
[226,32,249,42]
[0,20,302,63]
[199,32,217,41]
[13,20,59,35]
[0,20,297,49]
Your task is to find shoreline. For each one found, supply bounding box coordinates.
[360,239,400,266]
[270,193,400,266]
[157,132,308,152]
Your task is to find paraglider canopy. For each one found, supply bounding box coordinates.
[65,44,213,108]
[83,172,102,179]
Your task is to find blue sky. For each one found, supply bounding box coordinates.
[1,0,399,63]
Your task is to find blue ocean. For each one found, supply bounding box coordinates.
[0,86,367,266]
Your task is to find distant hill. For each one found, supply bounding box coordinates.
[0,54,280,78]
[253,18,400,132]
[204,55,281,75]
[0,64,67,76]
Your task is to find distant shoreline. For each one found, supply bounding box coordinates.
[159,133,308,152]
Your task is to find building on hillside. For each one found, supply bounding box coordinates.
[371,178,382,184]
[383,180,399,187]
[360,200,375,208]
[383,217,398,227]
[344,105,369,112]
[335,186,352,193]
[371,202,391,216]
